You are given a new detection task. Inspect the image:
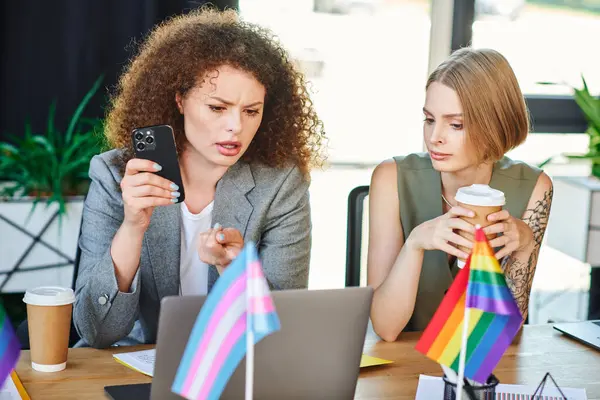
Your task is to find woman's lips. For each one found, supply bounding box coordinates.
[430,151,451,161]
[216,141,242,157]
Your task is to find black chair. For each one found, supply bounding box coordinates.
[345,185,370,287]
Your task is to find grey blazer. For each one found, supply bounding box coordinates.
[73,149,311,348]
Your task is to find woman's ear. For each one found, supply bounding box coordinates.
[175,93,184,114]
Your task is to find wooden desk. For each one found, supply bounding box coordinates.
[15,325,600,399]
[359,325,600,399]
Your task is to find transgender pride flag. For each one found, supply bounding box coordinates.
[172,242,281,400]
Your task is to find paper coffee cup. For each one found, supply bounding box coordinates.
[454,184,505,268]
[23,287,75,372]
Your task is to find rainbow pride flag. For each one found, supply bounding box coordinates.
[0,303,20,386]
[415,227,522,383]
[172,243,280,400]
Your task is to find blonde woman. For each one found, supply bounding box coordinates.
[367,48,553,342]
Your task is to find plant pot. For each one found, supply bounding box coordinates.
[546,175,600,319]
[546,175,600,265]
[0,196,83,293]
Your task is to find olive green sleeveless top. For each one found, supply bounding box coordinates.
[394,153,541,331]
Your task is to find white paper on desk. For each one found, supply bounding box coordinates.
[0,375,22,399]
[113,349,156,377]
[415,375,587,400]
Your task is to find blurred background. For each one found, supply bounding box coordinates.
[1,0,599,328]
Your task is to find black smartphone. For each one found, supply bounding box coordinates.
[131,124,185,203]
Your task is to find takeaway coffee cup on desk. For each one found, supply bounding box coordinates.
[454,184,505,268]
[23,286,75,372]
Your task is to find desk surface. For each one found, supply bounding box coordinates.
[15,325,600,399]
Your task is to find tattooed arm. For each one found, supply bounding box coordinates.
[502,173,554,319]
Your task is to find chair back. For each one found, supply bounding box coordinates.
[345,185,369,287]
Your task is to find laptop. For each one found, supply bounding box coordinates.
[105,286,373,400]
[553,320,600,351]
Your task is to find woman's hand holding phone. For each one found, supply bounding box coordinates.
[120,158,181,233]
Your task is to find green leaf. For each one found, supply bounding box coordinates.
[573,83,600,131]
[588,125,600,137]
[582,74,590,94]
[79,117,103,129]
[46,100,58,147]
[31,135,55,154]
[26,197,41,224]
[0,143,19,156]
[65,75,104,145]
[0,75,103,222]
[564,153,600,163]
[589,135,600,147]
[537,156,554,169]
[24,121,33,140]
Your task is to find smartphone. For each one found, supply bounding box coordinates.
[131,124,185,203]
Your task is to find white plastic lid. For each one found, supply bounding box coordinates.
[23,287,75,306]
[455,184,505,206]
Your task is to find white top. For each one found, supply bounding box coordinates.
[23,286,75,306]
[455,184,506,206]
[179,201,214,296]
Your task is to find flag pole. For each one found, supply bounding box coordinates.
[245,252,254,400]
[245,330,254,400]
[457,227,478,400]
[456,306,470,400]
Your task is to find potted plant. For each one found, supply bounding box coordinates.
[538,76,600,177]
[569,77,600,178]
[544,76,600,301]
[0,77,105,293]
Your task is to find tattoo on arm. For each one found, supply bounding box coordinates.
[502,186,553,318]
[522,185,553,249]
[502,257,530,318]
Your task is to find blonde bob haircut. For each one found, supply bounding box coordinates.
[427,47,529,163]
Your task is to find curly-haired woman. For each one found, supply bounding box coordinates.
[73,7,326,348]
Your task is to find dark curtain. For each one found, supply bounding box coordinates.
[0,0,238,140]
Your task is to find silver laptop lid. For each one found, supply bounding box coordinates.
[553,320,600,351]
[151,287,373,400]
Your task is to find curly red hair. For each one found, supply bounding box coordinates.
[105,7,326,175]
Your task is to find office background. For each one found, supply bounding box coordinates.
[1,0,599,326]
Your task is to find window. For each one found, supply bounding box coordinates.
[472,0,600,96]
[240,0,433,288]
[470,0,599,323]
[239,0,431,164]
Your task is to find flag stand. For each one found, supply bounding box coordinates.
[442,373,498,400]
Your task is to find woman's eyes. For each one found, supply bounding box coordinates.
[208,105,259,116]
[423,117,463,130]
[209,105,225,112]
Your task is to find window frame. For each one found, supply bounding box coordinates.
[450,0,587,134]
